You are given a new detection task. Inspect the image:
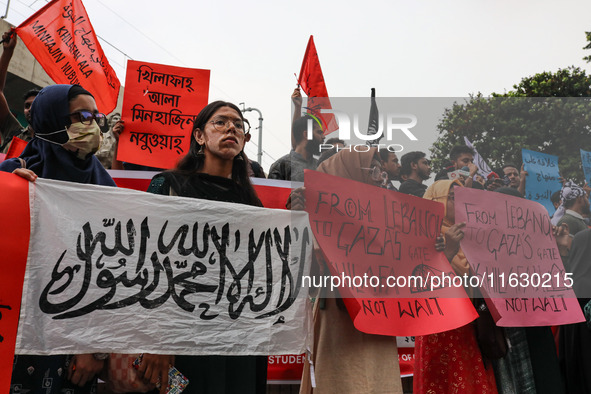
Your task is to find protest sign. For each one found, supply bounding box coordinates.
[522,149,562,214]
[267,354,305,383]
[581,149,591,187]
[118,60,210,169]
[455,187,584,326]
[298,35,338,135]
[304,170,478,337]
[396,336,415,376]
[8,178,311,357]
[0,173,31,392]
[16,0,120,113]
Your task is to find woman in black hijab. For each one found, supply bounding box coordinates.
[1,84,115,392]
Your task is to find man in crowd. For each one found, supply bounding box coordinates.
[555,181,590,236]
[399,151,431,197]
[268,114,324,182]
[378,150,401,190]
[502,163,526,196]
[95,112,121,169]
[0,30,39,154]
[435,145,479,188]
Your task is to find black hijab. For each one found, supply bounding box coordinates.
[0,84,115,186]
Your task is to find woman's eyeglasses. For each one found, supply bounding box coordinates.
[69,111,107,128]
[209,118,250,134]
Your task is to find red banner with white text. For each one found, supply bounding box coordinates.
[16,0,120,113]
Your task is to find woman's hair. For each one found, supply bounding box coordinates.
[173,100,261,206]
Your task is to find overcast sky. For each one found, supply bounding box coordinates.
[2,0,590,171]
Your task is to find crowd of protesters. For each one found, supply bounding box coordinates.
[3,32,591,394]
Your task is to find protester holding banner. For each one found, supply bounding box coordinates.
[0,84,114,393]
[495,188,565,394]
[414,180,498,393]
[298,148,404,394]
[147,100,265,394]
[489,187,537,394]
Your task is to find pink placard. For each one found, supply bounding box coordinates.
[455,187,584,326]
[305,170,478,336]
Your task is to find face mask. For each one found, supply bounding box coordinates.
[36,121,102,160]
[61,122,103,160]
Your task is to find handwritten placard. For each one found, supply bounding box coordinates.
[0,173,31,393]
[522,149,562,214]
[16,0,120,113]
[455,187,584,326]
[13,178,311,356]
[581,149,591,187]
[304,170,477,337]
[119,60,210,169]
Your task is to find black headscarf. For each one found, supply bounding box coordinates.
[0,84,115,186]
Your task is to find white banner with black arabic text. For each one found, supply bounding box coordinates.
[16,178,312,355]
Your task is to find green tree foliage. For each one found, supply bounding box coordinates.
[431,67,591,182]
[584,31,591,63]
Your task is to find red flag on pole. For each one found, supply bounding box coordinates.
[5,136,27,159]
[16,0,121,113]
[297,36,338,135]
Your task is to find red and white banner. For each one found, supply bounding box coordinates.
[16,0,121,113]
[0,173,311,391]
[0,173,30,392]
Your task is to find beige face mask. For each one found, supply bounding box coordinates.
[62,122,102,160]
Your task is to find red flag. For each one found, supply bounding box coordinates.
[297,36,338,135]
[6,136,27,159]
[16,0,121,113]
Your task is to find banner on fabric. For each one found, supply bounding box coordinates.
[0,173,31,393]
[14,178,312,356]
[118,60,210,169]
[464,137,493,178]
[522,149,562,214]
[304,170,478,337]
[16,0,120,113]
[455,187,584,326]
[106,170,295,210]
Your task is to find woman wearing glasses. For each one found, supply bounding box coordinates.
[0,84,115,392]
[146,101,265,394]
